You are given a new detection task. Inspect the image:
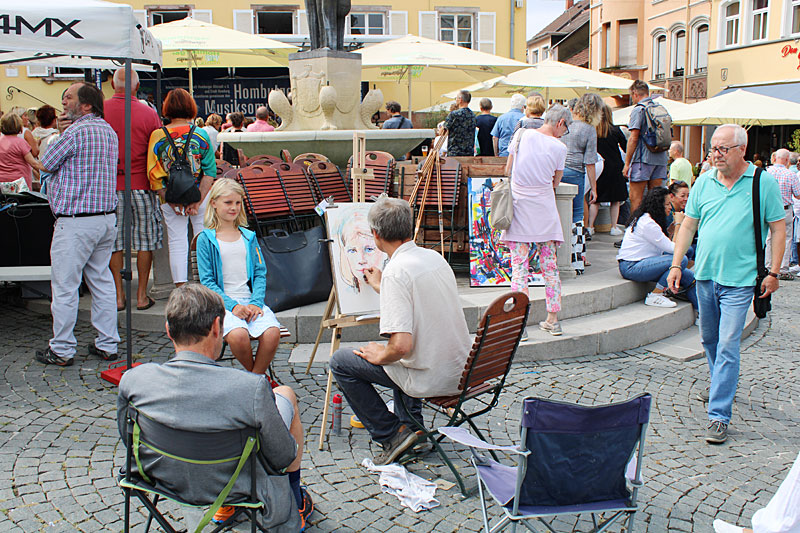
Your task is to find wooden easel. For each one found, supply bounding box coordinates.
[308,133,380,450]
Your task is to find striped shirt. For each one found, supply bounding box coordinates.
[766,165,800,206]
[41,113,118,216]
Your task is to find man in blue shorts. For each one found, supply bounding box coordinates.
[623,80,669,213]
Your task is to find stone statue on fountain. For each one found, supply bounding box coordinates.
[267,0,382,131]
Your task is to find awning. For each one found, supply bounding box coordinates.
[716,81,800,105]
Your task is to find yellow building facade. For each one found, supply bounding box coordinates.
[1,0,527,118]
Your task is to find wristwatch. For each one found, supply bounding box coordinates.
[767,272,779,278]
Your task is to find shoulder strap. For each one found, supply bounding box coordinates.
[161,125,196,164]
[753,167,765,277]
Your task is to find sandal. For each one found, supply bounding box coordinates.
[136,297,156,310]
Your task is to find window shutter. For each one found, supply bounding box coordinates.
[26,65,50,77]
[618,21,638,66]
[192,9,213,23]
[233,9,254,33]
[389,11,408,36]
[133,9,147,28]
[297,10,309,35]
[477,12,495,54]
[419,11,437,40]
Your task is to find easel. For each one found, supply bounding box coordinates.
[408,134,447,257]
[308,132,380,450]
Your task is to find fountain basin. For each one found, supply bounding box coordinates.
[217,129,434,168]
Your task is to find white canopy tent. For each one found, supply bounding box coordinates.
[0,0,162,383]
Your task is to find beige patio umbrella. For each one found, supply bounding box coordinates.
[359,34,529,121]
[149,18,297,95]
[612,96,691,126]
[670,89,800,126]
[443,59,642,101]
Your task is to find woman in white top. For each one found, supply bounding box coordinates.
[617,187,697,309]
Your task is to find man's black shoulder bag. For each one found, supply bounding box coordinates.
[752,167,772,318]
[162,125,202,206]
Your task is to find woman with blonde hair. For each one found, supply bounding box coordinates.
[588,103,628,236]
[8,106,39,158]
[196,178,282,375]
[0,113,44,188]
[559,92,602,272]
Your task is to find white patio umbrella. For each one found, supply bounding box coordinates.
[670,89,800,126]
[416,97,516,115]
[359,34,529,121]
[443,59,639,101]
[612,96,691,126]
[149,18,297,95]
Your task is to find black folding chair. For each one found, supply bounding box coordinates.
[119,405,266,533]
[440,393,652,532]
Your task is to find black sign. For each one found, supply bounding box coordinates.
[0,15,82,39]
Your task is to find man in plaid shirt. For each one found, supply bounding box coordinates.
[766,148,800,280]
[36,83,120,367]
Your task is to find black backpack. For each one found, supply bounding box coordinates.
[162,125,202,205]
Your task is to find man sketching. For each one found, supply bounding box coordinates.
[330,198,471,465]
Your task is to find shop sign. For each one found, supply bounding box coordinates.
[780,43,800,69]
[143,77,290,116]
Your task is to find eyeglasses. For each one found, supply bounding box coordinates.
[710,144,742,155]
[562,122,570,136]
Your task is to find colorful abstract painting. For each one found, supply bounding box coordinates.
[468,178,545,287]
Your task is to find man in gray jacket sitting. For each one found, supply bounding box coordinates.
[117,284,312,530]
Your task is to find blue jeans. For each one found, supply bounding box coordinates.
[696,280,754,424]
[618,254,697,308]
[561,167,584,223]
[330,348,423,444]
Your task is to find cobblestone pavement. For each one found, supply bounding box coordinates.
[0,282,798,533]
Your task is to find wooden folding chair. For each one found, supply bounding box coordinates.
[398,291,530,496]
[306,160,352,203]
[410,157,463,258]
[293,153,329,164]
[235,165,295,227]
[273,161,323,215]
[247,155,283,167]
[347,150,396,199]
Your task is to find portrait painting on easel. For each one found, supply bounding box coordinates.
[325,203,389,315]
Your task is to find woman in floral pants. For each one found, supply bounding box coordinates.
[508,241,561,316]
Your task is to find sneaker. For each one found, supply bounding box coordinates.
[644,292,677,308]
[713,519,745,533]
[35,347,74,367]
[790,264,800,275]
[88,344,118,361]
[538,321,563,336]
[586,226,595,236]
[778,272,795,281]
[373,425,418,466]
[211,505,235,524]
[298,487,314,531]
[519,329,529,342]
[695,388,709,402]
[609,226,624,236]
[705,420,728,444]
[613,239,623,248]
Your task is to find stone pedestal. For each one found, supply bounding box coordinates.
[555,183,578,277]
[268,49,382,131]
[150,219,175,300]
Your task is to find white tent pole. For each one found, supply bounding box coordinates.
[407,67,413,124]
[123,58,133,372]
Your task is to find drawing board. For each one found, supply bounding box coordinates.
[325,203,389,315]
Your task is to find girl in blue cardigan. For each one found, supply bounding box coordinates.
[196,178,280,374]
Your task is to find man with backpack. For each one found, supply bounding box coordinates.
[623,80,672,213]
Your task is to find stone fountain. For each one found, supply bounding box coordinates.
[217,1,432,167]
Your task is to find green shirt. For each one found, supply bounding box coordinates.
[686,163,784,287]
[669,157,694,188]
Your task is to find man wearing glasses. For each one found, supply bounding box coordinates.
[667,124,785,445]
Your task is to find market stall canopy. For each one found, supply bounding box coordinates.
[612,96,691,126]
[0,0,161,67]
[149,18,297,69]
[670,89,800,126]
[443,59,642,100]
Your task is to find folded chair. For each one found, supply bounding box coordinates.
[306,160,352,203]
[347,150,397,199]
[439,393,652,533]
[120,405,266,533]
[398,292,530,496]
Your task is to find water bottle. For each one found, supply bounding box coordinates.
[332,394,343,435]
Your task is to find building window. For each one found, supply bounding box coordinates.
[751,0,769,41]
[724,2,741,45]
[350,13,384,35]
[542,46,549,59]
[440,14,472,48]
[256,11,294,34]
[693,23,709,74]
[531,49,539,64]
[618,20,638,66]
[672,29,686,76]
[603,23,611,67]
[149,9,189,26]
[793,0,800,34]
[653,34,666,79]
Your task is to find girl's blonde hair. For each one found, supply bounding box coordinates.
[204,178,249,230]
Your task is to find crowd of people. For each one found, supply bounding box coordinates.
[3,71,800,532]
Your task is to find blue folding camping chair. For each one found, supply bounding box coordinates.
[439,393,651,533]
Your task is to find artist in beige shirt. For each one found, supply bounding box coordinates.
[330,198,471,466]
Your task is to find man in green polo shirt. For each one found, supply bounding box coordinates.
[668,124,785,445]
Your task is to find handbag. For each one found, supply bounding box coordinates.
[162,125,202,206]
[490,178,514,231]
[752,167,772,318]
[257,225,333,313]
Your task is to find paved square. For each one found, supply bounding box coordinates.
[0,284,797,532]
